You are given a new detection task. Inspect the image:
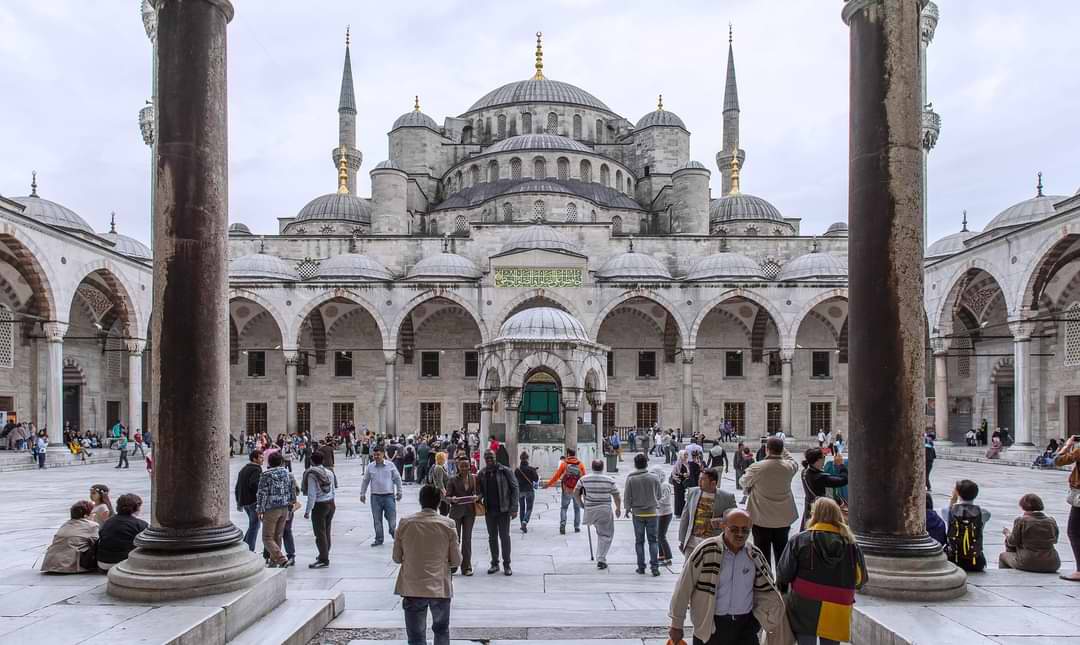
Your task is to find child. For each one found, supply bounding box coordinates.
[942,479,990,571]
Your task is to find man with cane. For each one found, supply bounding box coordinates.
[575,459,621,570]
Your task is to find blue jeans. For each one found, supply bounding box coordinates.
[402,596,451,645]
[242,504,260,552]
[560,489,582,529]
[519,490,535,526]
[632,515,660,571]
[371,494,397,543]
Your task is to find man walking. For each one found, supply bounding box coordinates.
[575,459,621,569]
[303,451,337,568]
[394,485,461,645]
[360,445,403,547]
[668,509,786,645]
[544,448,586,534]
[477,450,518,575]
[678,468,736,554]
[623,453,663,576]
[739,436,798,579]
[256,451,296,568]
[115,432,130,469]
[234,449,264,551]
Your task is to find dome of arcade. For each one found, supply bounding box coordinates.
[392,109,439,131]
[686,252,765,281]
[596,249,673,281]
[229,222,253,236]
[983,193,1067,233]
[681,161,708,171]
[777,251,847,281]
[373,160,405,171]
[434,178,640,212]
[406,252,482,281]
[824,221,848,237]
[710,193,786,225]
[496,306,590,342]
[485,133,592,155]
[466,78,611,114]
[926,229,978,259]
[635,108,686,131]
[317,252,393,281]
[101,231,151,261]
[499,224,581,256]
[295,192,372,224]
[12,194,94,235]
[229,253,297,281]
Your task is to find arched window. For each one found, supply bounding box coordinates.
[497,114,507,139]
[533,200,546,220]
[1066,302,1080,367]
[533,157,546,179]
[469,165,480,186]
[508,116,518,137]
[503,202,513,223]
[579,160,592,182]
[745,226,758,236]
[600,164,610,186]
[595,119,603,143]
[565,202,578,222]
[454,215,468,235]
[546,112,558,134]
[521,112,532,133]
[615,169,622,191]
[626,177,633,193]
[428,219,439,235]
[591,209,597,223]
[484,117,492,142]
[462,125,473,144]
[488,160,499,182]
[0,305,12,369]
[640,218,649,234]
[573,114,582,139]
[611,215,623,235]
[557,157,570,181]
[510,157,522,180]
[455,170,463,191]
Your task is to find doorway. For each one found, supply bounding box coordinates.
[106,401,121,431]
[520,372,560,424]
[1066,396,1080,437]
[63,385,81,431]
[996,385,1014,434]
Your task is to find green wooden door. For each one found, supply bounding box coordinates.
[520,382,560,425]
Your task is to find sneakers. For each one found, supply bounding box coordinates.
[651,568,661,577]
[487,564,500,575]
[462,568,473,577]
[308,560,329,569]
[636,567,646,575]
[574,527,581,533]
[286,556,296,567]
[597,561,608,570]
[559,525,566,535]
[370,541,383,547]
[521,524,528,533]
[503,566,513,576]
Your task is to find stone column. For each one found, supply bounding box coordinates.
[504,388,520,470]
[284,350,298,436]
[933,348,949,444]
[43,321,67,445]
[1011,320,1033,445]
[127,339,145,434]
[479,394,493,454]
[593,393,606,466]
[108,0,264,602]
[563,393,579,454]
[843,0,965,600]
[681,350,695,435]
[780,350,793,437]
[383,351,397,438]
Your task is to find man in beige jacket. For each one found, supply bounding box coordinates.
[393,484,462,645]
[738,437,799,578]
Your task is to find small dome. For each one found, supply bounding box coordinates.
[499,224,581,256]
[680,160,708,171]
[295,193,372,224]
[101,231,151,261]
[777,252,847,281]
[229,223,253,236]
[984,194,1066,232]
[373,160,405,171]
[392,110,439,131]
[497,307,589,342]
[635,109,686,130]
[317,253,393,281]
[486,133,591,154]
[927,229,979,259]
[824,221,848,237]
[710,193,785,224]
[11,195,94,234]
[596,251,673,281]
[467,78,611,113]
[687,252,764,281]
[230,253,297,281]
[406,253,482,281]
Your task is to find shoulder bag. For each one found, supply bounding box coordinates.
[471,475,486,516]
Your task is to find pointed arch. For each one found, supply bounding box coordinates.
[786,288,850,343]
[67,260,144,337]
[0,221,61,321]
[290,288,388,349]
[508,350,577,390]
[495,289,583,331]
[590,290,690,345]
[690,288,786,349]
[931,258,1011,336]
[1016,228,1080,313]
[390,289,490,348]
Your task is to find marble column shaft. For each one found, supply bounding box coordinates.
[934,351,948,441]
[44,322,67,445]
[284,351,298,437]
[1013,334,1032,445]
[384,353,397,437]
[127,341,144,433]
[681,352,694,435]
[780,355,793,437]
[504,398,520,470]
[564,403,579,453]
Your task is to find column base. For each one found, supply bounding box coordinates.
[107,541,264,602]
[859,550,967,601]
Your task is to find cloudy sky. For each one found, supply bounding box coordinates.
[1,1,1077,247]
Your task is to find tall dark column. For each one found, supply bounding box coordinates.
[843,0,965,599]
[108,0,262,601]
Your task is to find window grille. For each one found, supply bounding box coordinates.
[955,333,972,377]
[615,170,622,192]
[565,202,577,222]
[611,215,622,235]
[245,402,268,436]
[635,402,658,429]
[572,114,582,138]
[421,351,440,377]
[296,403,311,434]
[811,351,831,378]
[421,402,441,434]
[469,165,480,186]
[1065,302,1080,366]
[0,306,12,368]
[462,402,481,427]
[464,351,479,378]
[810,402,832,435]
[503,202,513,222]
[296,258,320,280]
[488,160,499,182]
[546,112,558,134]
[580,160,592,182]
[521,112,532,133]
[557,157,569,180]
[454,215,468,235]
[321,224,335,234]
[533,200,546,219]
[760,259,781,279]
[766,402,782,435]
[510,158,522,180]
[723,402,746,435]
[332,402,354,429]
[497,114,506,138]
[533,157,546,179]
[595,119,603,142]
[247,351,266,378]
[603,402,615,429]
[637,351,657,378]
[600,164,610,186]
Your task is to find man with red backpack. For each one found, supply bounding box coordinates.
[544,449,586,534]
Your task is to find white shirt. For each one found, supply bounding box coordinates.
[714,546,755,616]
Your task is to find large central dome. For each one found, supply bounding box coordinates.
[466,78,611,113]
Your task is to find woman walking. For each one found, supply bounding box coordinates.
[515,452,539,533]
[1054,436,1080,581]
[651,466,674,566]
[671,450,690,517]
[429,452,451,515]
[445,454,479,576]
[776,497,867,645]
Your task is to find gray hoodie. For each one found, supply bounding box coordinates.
[622,468,662,516]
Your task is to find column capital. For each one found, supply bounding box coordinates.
[681,348,695,364]
[841,0,883,26]
[43,321,68,342]
[929,336,948,355]
[125,339,147,355]
[480,389,498,408]
[502,387,521,410]
[1009,320,1034,341]
[780,348,795,363]
[383,349,398,365]
[283,350,300,366]
[587,390,607,408]
[562,388,582,409]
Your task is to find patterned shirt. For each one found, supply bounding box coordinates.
[692,491,715,538]
[575,473,618,510]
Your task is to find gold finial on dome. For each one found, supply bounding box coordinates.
[657,94,664,111]
[337,145,349,195]
[533,31,545,80]
[30,171,38,197]
[414,95,420,112]
[729,146,741,195]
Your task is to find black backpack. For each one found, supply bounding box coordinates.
[945,504,986,571]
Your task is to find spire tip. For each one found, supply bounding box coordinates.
[109,211,116,233]
[657,93,663,111]
[533,31,545,80]
[1036,171,1044,197]
[30,170,38,197]
[345,25,350,47]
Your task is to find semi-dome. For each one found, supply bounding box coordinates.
[983,194,1066,232]
[467,78,611,113]
[496,307,589,342]
[317,253,393,281]
[710,193,785,224]
[229,222,253,236]
[596,250,673,281]
[777,252,847,281]
[406,252,482,281]
[295,193,372,224]
[373,160,405,171]
[229,253,297,281]
[686,252,764,281]
[392,109,439,131]
[680,161,708,171]
[824,221,848,237]
[101,231,151,261]
[486,133,591,154]
[635,108,686,130]
[11,194,94,234]
[499,224,581,256]
[434,178,640,212]
[927,229,978,259]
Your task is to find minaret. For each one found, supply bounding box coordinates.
[334,27,362,194]
[921,2,941,248]
[716,24,745,196]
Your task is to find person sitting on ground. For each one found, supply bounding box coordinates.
[999,493,1060,573]
[96,493,149,571]
[89,483,114,526]
[942,479,990,572]
[41,500,99,574]
[926,493,947,545]
[678,467,736,555]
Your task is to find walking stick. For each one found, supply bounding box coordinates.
[587,523,594,561]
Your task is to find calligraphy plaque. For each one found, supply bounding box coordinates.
[494,267,583,288]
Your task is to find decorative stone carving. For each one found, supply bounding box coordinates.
[139,101,155,146]
[494,267,583,288]
[922,105,941,151]
[141,0,157,43]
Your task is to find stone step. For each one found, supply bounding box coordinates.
[229,590,342,645]
[0,449,120,471]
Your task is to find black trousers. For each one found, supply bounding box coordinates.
[485,511,511,566]
[752,525,790,589]
[455,513,475,571]
[693,613,760,645]
[312,500,335,563]
[1069,505,1080,567]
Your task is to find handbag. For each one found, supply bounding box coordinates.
[1067,488,1080,508]
[471,477,486,516]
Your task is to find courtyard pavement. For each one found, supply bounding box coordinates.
[0,449,1075,644]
